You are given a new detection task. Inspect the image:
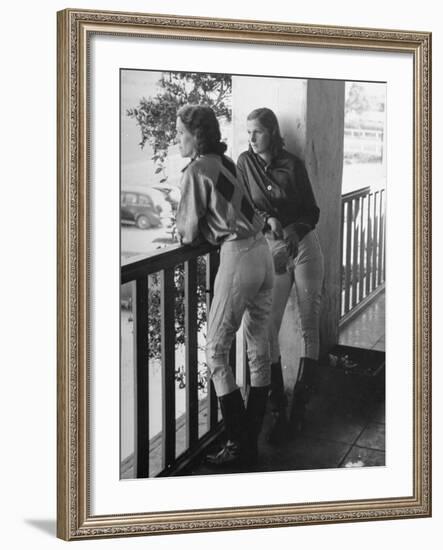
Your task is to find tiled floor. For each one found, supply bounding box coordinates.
[339,290,385,352]
[178,292,386,477]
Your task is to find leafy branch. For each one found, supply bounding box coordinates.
[126,72,232,184]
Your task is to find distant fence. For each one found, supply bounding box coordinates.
[344,128,383,156]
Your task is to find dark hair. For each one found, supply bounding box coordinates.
[247,107,284,158]
[177,104,227,156]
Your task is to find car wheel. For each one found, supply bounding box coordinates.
[136,215,150,229]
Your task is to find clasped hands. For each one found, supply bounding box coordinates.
[267,217,299,258]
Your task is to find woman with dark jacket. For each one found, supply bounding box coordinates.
[237,107,324,443]
[175,104,274,468]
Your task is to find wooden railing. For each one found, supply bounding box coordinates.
[121,242,243,478]
[120,186,385,477]
[340,186,386,321]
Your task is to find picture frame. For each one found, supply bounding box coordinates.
[57,8,431,540]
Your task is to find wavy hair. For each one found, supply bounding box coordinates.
[177,104,227,156]
[247,107,284,158]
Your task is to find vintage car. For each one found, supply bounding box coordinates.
[121,189,162,229]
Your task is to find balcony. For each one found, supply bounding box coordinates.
[120,186,385,479]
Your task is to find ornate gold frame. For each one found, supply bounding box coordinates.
[57,8,431,540]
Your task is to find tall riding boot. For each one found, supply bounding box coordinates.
[246,385,269,466]
[289,357,318,433]
[206,389,248,467]
[267,358,288,444]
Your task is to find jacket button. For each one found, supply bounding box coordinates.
[267,185,272,191]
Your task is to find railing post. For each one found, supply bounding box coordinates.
[359,195,366,302]
[344,200,353,314]
[133,277,150,478]
[185,259,198,449]
[372,191,379,290]
[366,193,373,296]
[340,199,345,316]
[352,197,360,308]
[161,268,176,470]
[378,190,385,285]
[243,337,250,390]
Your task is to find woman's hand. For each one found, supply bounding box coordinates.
[285,232,299,258]
[267,217,283,239]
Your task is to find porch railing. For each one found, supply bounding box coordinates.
[121,242,244,478]
[340,186,386,322]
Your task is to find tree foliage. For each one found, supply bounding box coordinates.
[126,72,232,182]
[146,257,208,360]
[345,83,370,115]
[144,256,210,391]
[125,73,231,390]
[345,83,385,116]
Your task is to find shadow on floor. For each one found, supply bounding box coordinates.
[24,519,57,537]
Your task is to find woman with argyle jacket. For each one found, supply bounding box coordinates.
[175,104,274,469]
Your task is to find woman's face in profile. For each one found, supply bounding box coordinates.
[176,117,197,158]
[247,119,271,157]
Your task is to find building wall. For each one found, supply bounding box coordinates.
[232,76,307,160]
[231,75,345,390]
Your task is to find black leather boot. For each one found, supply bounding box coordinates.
[246,385,269,465]
[206,389,248,467]
[289,357,318,433]
[267,358,288,444]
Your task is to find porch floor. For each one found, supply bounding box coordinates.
[177,292,385,477]
[339,289,385,351]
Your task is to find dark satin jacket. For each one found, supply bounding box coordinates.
[236,148,320,239]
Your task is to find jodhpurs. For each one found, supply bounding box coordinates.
[268,230,324,363]
[206,234,274,397]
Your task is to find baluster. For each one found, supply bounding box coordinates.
[382,190,386,282]
[229,337,237,378]
[352,197,360,307]
[366,193,373,295]
[133,277,150,478]
[359,194,366,301]
[378,190,385,285]
[372,191,379,290]
[340,199,345,316]
[243,336,250,389]
[161,268,175,470]
[344,200,353,314]
[185,259,198,449]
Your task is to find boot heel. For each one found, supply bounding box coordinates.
[205,389,248,469]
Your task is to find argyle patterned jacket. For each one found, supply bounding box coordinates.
[176,153,264,246]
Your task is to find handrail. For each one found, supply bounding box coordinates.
[341,186,371,202]
[121,241,217,283]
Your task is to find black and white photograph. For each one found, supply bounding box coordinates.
[120,69,387,479]
[2,0,439,546]
[53,7,431,541]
